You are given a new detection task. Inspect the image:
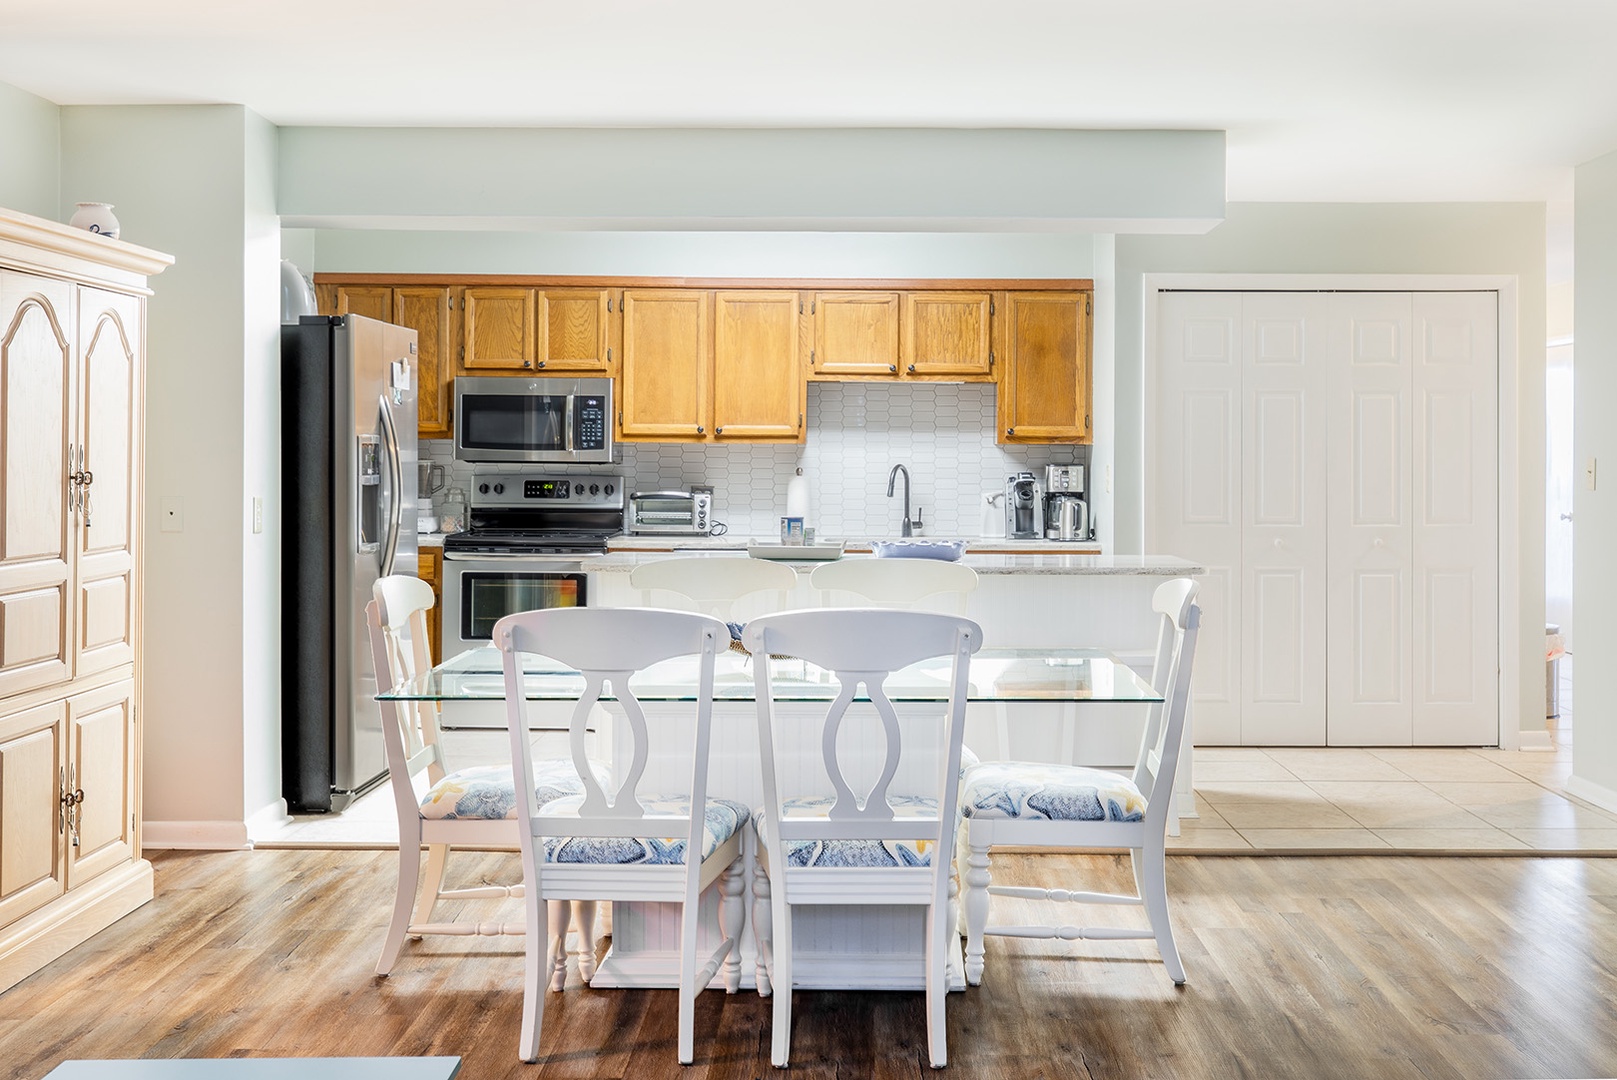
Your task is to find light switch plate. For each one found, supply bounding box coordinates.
[252,496,263,534]
[1587,457,1598,491]
[160,496,183,533]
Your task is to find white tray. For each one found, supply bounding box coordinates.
[747,542,845,561]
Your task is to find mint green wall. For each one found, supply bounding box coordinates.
[1115,201,1547,741]
[61,104,274,846]
[0,80,60,219]
[278,127,1225,231]
[297,228,1095,277]
[1572,151,1617,805]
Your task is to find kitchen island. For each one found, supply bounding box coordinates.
[590,544,1204,813]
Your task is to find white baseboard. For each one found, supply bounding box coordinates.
[1563,774,1617,816]
[143,819,252,850]
[1517,729,1555,751]
[245,798,293,842]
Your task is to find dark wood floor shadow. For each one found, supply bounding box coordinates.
[2,849,1615,1080]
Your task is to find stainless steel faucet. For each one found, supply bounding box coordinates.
[887,463,913,537]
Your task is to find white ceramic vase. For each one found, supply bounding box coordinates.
[68,202,120,240]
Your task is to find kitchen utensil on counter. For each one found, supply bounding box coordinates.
[748,541,844,561]
[418,461,446,498]
[1005,472,1043,539]
[1043,492,1090,541]
[437,486,466,534]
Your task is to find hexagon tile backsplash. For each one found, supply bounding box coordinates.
[425,382,1088,539]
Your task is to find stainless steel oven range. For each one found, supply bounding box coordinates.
[439,470,626,727]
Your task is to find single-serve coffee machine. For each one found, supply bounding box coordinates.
[1043,464,1091,541]
[1005,471,1043,539]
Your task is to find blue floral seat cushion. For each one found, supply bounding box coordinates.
[754,794,948,868]
[960,761,1145,822]
[534,794,750,866]
[420,759,606,821]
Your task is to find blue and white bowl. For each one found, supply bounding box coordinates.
[871,538,967,562]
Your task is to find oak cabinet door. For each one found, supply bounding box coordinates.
[418,548,443,665]
[393,287,453,440]
[537,289,612,372]
[999,292,1091,443]
[620,290,710,440]
[333,286,392,323]
[903,292,993,377]
[713,291,803,440]
[462,287,536,371]
[0,273,74,699]
[65,680,136,889]
[811,292,900,376]
[0,699,67,929]
[75,288,141,679]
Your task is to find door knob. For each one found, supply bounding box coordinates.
[1373,538,1385,548]
[1561,512,1574,522]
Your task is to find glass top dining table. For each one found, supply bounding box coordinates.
[377,644,1162,705]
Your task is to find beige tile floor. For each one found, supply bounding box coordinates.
[259,659,1615,856]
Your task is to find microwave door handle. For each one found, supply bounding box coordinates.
[378,394,403,577]
[564,396,575,453]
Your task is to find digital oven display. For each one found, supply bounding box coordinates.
[524,480,569,499]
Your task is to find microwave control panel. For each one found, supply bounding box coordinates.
[576,396,607,450]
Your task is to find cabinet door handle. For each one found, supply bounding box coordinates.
[696,425,704,434]
[889,364,897,373]
[907,364,915,373]
[715,426,723,435]
[522,360,533,369]
[1007,427,1015,436]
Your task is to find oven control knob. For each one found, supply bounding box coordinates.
[493,483,505,495]
[590,483,599,495]
[604,483,614,495]
[572,482,584,496]
[478,483,490,495]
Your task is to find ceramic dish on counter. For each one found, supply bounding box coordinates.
[871,538,967,561]
[747,541,845,561]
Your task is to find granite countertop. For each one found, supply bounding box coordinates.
[590,546,1203,576]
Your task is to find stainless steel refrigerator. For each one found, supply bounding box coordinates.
[282,314,419,812]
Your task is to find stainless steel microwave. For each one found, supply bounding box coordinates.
[453,375,614,464]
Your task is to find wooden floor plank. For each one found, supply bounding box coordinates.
[4,850,1617,1080]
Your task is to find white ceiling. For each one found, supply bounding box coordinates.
[3,0,1613,206]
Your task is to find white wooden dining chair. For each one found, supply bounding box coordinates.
[957,577,1200,987]
[496,606,749,1066]
[743,608,983,1069]
[368,576,597,988]
[809,556,978,614]
[630,555,798,621]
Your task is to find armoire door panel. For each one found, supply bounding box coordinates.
[76,288,141,677]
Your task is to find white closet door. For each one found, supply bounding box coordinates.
[1152,293,1242,744]
[1412,292,1498,743]
[1241,293,1329,744]
[1327,294,1416,745]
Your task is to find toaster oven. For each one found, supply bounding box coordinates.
[628,489,713,535]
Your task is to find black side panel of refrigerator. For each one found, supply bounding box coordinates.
[281,318,337,812]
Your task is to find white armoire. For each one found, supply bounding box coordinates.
[0,208,170,992]
[1151,289,1499,747]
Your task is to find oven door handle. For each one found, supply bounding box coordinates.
[443,551,591,566]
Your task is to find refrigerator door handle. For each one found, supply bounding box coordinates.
[378,393,403,577]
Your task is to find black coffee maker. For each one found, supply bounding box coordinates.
[1004,472,1043,539]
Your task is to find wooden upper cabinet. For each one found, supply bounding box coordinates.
[462,287,535,371]
[999,291,1092,444]
[712,291,804,440]
[903,292,993,377]
[620,290,710,440]
[537,289,612,372]
[333,285,392,323]
[811,292,900,376]
[392,287,452,439]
